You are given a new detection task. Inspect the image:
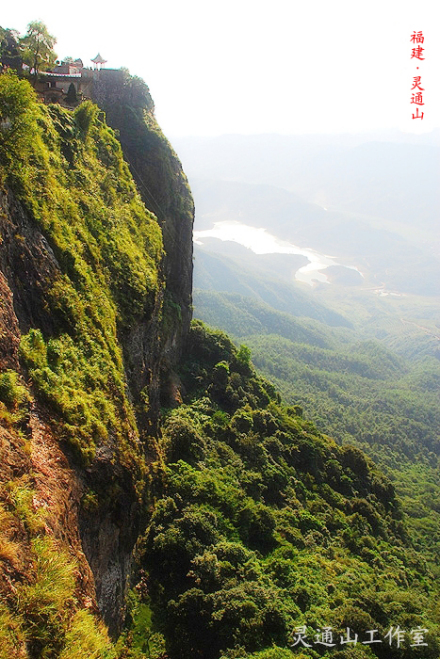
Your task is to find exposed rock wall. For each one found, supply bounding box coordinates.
[0,186,140,635]
[93,74,194,407]
[0,72,194,642]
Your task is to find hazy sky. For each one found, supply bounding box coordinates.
[2,0,438,137]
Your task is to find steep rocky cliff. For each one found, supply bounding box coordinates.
[1,70,440,659]
[92,69,194,420]
[0,70,193,649]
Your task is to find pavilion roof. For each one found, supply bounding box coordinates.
[91,53,107,64]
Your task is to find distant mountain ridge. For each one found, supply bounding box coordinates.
[177,131,440,296]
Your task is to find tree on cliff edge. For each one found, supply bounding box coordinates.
[21,20,56,83]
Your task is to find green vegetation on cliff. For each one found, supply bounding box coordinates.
[0,69,166,656]
[1,62,440,659]
[1,71,162,466]
[95,68,195,337]
[0,475,115,659]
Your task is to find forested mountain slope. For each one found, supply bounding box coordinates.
[193,282,440,569]
[137,320,440,659]
[1,67,439,659]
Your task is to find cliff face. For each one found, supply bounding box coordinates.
[0,70,194,645]
[92,70,194,419]
[3,67,440,659]
[0,184,115,654]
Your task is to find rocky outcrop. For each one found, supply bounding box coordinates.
[0,75,194,639]
[93,73,194,411]
[0,187,60,339]
[0,185,138,635]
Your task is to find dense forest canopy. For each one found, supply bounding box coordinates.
[0,20,439,659]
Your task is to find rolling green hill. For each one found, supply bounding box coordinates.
[193,287,440,566]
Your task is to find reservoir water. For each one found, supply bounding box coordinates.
[194,221,361,286]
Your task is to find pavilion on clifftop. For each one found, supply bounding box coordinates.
[91,53,107,70]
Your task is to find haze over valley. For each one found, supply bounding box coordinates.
[176,131,440,297]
